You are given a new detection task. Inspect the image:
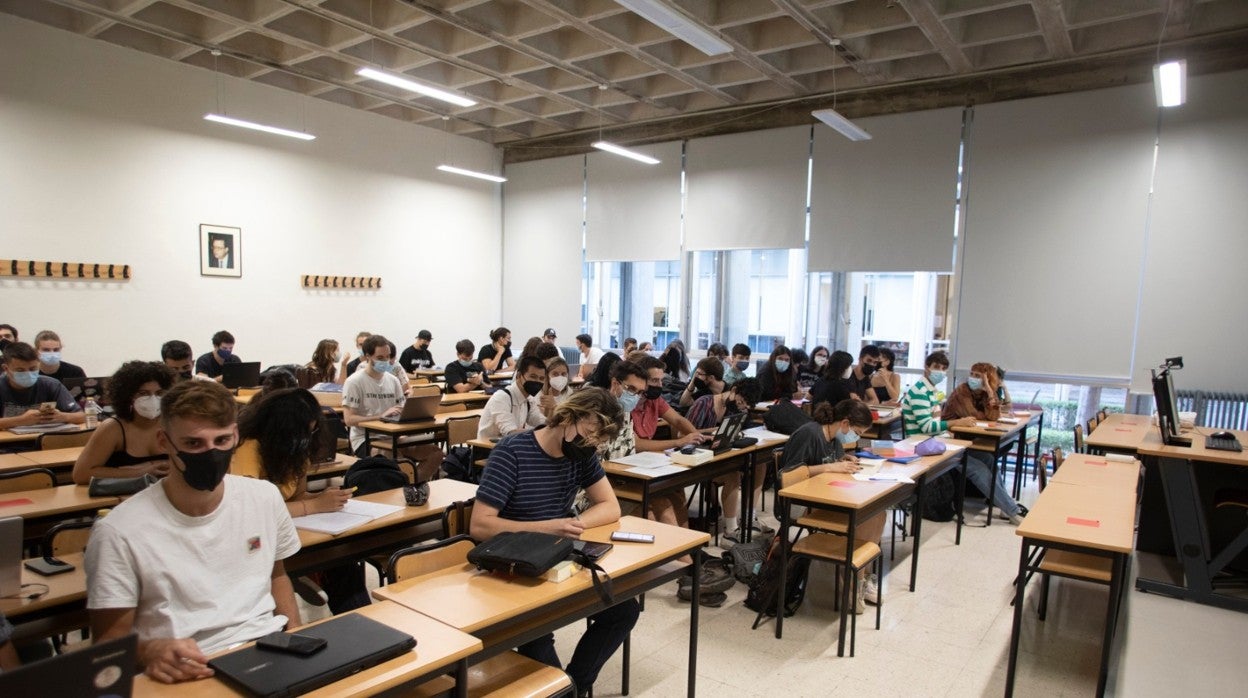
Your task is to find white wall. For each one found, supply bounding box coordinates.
[0,15,502,374]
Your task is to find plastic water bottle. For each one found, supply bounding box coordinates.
[84,397,101,429]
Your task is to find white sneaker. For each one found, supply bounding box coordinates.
[854,584,866,614]
[1007,512,1024,525]
[863,573,880,605]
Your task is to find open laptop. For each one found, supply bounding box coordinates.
[0,516,20,598]
[379,393,442,423]
[221,361,262,389]
[0,634,137,697]
[62,376,110,408]
[707,412,749,454]
[209,613,416,698]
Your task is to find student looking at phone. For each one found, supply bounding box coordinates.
[0,341,83,430]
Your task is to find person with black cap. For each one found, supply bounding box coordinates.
[399,330,435,372]
[542,328,558,344]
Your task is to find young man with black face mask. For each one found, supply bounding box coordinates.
[847,344,882,405]
[194,330,240,383]
[477,355,547,440]
[86,380,301,685]
[471,388,631,698]
[398,330,435,372]
[161,340,195,381]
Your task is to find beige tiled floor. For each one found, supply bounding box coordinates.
[302,479,1248,698]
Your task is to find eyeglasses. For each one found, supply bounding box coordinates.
[620,385,642,396]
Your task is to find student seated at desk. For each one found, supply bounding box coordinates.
[575,334,605,379]
[941,361,1027,525]
[193,330,240,383]
[160,340,195,381]
[478,327,515,373]
[471,388,633,698]
[0,342,84,431]
[342,335,406,457]
[901,350,975,437]
[659,340,690,383]
[798,345,829,387]
[73,361,175,484]
[809,350,855,410]
[0,324,16,344]
[871,347,902,404]
[723,343,752,386]
[621,337,638,354]
[445,340,491,394]
[538,357,574,422]
[585,352,622,390]
[344,331,370,379]
[386,340,412,395]
[86,380,301,684]
[399,329,435,372]
[33,329,87,384]
[534,342,561,362]
[478,356,547,440]
[303,338,346,386]
[516,336,543,365]
[757,345,805,402]
[847,345,882,405]
[781,398,886,612]
[678,357,724,409]
[687,377,764,542]
[631,355,709,529]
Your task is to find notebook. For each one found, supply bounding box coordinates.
[209,613,416,698]
[0,634,137,697]
[221,361,262,389]
[379,393,442,423]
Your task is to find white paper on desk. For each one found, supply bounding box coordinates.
[940,443,966,452]
[974,421,990,428]
[625,464,687,477]
[852,473,915,484]
[743,426,788,442]
[612,452,672,469]
[896,436,926,450]
[292,499,404,535]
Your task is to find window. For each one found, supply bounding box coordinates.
[846,272,953,368]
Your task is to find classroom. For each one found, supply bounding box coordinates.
[1,2,1247,696]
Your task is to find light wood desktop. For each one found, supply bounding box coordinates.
[1084,413,1153,453]
[0,451,38,474]
[133,601,483,698]
[1,552,87,619]
[0,425,91,447]
[1049,453,1141,491]
[361,409,485,455]
[235,390,344,410]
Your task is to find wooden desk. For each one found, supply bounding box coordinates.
[1134,426,1248,612]
[361,409,485,455]
[375,516,708,697]
[0,485,118,541]
[290,479,477,574]
[949,416,1030,523]
[862,408,902,440]
[1085,413,1152,454]
[413,368,445,380]
[304,454,358,482]
[1049,453,1141,490]
[1,425,91,448]
[133,601,483,698]
[440,392,490,409]
[0,552,88,643]
[1007,479,1136,697]
[0,451,39,474]
[235,390,344,411]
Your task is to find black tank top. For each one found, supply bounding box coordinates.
[101,418,166,468]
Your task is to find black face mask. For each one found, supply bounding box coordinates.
[176,447,234,491]
[725,400,741,415]
[562,435,597,463]
[179,370,193,381]
[861,363,878,377]
[692,378,707,393]
[644,385,663,400]
[523,380,544,397]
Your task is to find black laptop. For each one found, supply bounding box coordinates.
[62,376,111,408]
[209,613,416,698]
[221,361,262,389]
[707,411,749,454]
[0,634,137,697]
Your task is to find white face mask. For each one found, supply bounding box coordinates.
[332,352,342,363]
[842,367,853,380]
[549,376,569,391]
[133,395,162,420]
[814,355,828,367]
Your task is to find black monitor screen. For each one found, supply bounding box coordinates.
[1151,367,1184,445]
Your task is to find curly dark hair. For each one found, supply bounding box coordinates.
[107,361,176,421]
[237,388,326,488]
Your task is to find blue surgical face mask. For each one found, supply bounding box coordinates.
[836,427,859,446]
[39,351,62,366]
[372,360,392,374]
[217,348,233,360]
[967,377,983,391]
[458,359,473,368]
[735,361,749,372]
[775,360,790,373]
[11,370,39,389]
[928,370,946,386]
[617,390,640,413]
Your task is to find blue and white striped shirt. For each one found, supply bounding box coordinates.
[477,428,606,522]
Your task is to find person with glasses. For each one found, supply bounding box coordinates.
[73,361,176,484]
[677,356,725,409]
[471,388,631,698]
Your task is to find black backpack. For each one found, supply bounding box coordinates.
[745,535,810,620]
[343,456,408,495]
[723,531,774,584]
[441,445,475,483]
[763,401,813,435]
[921,472,957,522]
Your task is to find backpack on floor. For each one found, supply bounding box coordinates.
[745,535,810,618]
[723,531,774,584]
[921,472,957,522]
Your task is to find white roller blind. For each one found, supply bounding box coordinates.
[809,107,962,272]
[586,141,682,262]
[684,126,809,250]
[954,83,1156,380]
[502,155,584,338]
[1133,69,1248,393]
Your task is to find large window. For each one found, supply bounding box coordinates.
[845,272,953,368]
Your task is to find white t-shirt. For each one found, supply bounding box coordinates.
[85,475,301,654]
[477,383,546,440]
[582,346,605,366]
[342,368,406,450]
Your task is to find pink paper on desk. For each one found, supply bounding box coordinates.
[1114,428,1133,432]
[829,481,856,488]
[1086,460,1108,466]
[0,498,34,507]
[1067,517,1100,527]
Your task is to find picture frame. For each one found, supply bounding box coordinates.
[199,224,242,278]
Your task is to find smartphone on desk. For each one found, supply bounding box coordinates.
[573,540,614,561]
[255,631,327,657]
[610,531,655,544]
[25,557,75,576]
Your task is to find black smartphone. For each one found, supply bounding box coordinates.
[255,631,328,656]
[610,531,656,544]
[24,557,75,576]
[572,540,614,561]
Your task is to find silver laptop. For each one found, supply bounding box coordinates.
[379,393,442,423]
[0,515,21,597]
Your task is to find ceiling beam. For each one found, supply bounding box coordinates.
[1030,0,1075,58]
[894,0,975,71]
[502,28,1248,163]
[769,0,882,78]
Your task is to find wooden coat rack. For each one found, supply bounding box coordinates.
[301,275,381,289]
[0,259,131,280]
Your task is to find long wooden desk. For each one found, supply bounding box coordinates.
[440,392,490,409]
[133,601,483,698]
[235,390,345,412]
[361,409,484,455]
[0,451,40,475]
[1085,412,1153,454]
[1,485,117,541]
[1006,458,1137,697]
[775,440,970,655]
[375,516,708,697]
[0,552,88,643]
[0,425,92,449]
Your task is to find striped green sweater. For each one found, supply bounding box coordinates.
[902,376,945,436]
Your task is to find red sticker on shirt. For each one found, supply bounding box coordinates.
[829,481,855,488]
[1066,517,1100,527]
[247,536,262,552]
[0,498,34,507]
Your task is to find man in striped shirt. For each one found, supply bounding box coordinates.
[901,351,977,436]
[471,388,631,698]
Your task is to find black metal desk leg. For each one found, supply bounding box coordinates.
[1005,539,1030,698]
[956,452,968,545]
[455,659,468,698]
[688,546,700,698]
[742,453,755,544]
[909,480,924,592]
[1097,553,1125,697]
[986,451,999,526]
[775,499,789,639]
[837,511,857,657]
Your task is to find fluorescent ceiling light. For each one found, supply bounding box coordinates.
[592,141,661,165]
[437,165,507,183]
[615,0,733,56]
[203,113,315,141]
[356,67,477,108]
[812,108,872,141]
[1154,60,1187,108]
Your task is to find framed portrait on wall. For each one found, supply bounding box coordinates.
[200,224,241,278]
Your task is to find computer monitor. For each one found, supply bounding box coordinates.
[1151,365,1191,447]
